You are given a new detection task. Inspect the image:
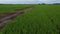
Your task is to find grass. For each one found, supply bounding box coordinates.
[0,4,60,34]
[0,4,32,13]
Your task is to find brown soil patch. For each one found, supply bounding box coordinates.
[0,5,35,30]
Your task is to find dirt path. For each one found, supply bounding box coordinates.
[0,5,35,30]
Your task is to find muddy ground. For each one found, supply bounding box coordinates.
[0,5,35,30]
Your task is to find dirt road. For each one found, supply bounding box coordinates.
[0,5,35,30]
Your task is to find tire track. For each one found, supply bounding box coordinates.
[0,5,35,30]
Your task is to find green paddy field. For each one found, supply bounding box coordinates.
[0,4,60,34]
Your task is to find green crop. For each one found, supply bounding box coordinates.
[0,4,60,34]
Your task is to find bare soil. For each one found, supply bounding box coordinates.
[0,5,35,30]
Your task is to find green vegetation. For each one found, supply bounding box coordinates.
[0,4,32,13]
[0,4,60,34]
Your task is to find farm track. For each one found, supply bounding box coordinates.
[0,5,35,30]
